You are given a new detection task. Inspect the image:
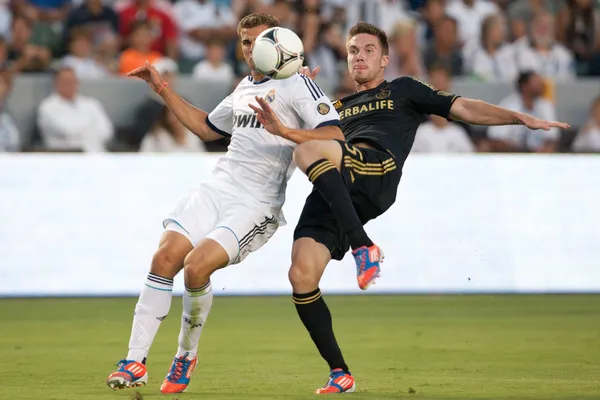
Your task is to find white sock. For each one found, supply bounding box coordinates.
[176,281,213,358]
[126,273,174,362]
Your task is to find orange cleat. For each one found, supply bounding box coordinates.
[160,352,198,393]
[315,368,356,394]
[106,359,148,390]
[353,244,384,290]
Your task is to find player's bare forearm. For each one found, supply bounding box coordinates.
[160,87,222,142]
[280,125,344,144]
[449,98,525,126]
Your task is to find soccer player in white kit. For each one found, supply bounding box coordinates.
[105,13,342,394]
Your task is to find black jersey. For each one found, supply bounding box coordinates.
[334,76,460,165]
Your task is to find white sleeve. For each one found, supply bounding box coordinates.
[90,99,114,145]
[206,93,233,137]
[289,74,340,130]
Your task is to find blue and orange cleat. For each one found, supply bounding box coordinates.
[106,359,148,390]
[315,368,356,394]
[160,352,198,393]
[353,244,384,290]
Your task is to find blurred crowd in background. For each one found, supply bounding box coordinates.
[1,0,600,154]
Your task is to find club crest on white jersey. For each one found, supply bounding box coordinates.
[205,74,339,223]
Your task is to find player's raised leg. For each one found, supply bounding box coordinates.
[106,230,193,390]
[289,237,356,394]
[159,237,228,393]
[293,139,383,290]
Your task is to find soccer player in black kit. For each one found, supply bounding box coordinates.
[250,22,569,394]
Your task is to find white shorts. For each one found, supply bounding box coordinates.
[163,182,280,266]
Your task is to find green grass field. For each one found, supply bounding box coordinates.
[1,295,599,400]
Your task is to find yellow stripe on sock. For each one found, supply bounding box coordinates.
[307,161,332,182]
[308,162,336,182]
[292,292,322,304]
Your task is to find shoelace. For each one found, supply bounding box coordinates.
[116,359,129,368]
[167,356,190,382]
[323,371,345,388]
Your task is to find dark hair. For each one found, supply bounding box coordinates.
[427,62,451,77]
[130,19,152,34]
[480,14,501,47]
[517,70,536,92]
[347,21,389,55]
[237,13,280,35]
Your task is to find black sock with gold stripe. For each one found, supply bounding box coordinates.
[305,159,373,249]
[293,288,349,372]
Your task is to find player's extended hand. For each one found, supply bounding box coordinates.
[298,66,320,80]
[127,61,164,93]
[519,113,571,131]
[249,96,288,137]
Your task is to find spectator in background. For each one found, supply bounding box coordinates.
[487,71,560,152]
[556,0,600,75]
[572,96,600,152]
[37,66,113,152]
[11,0,71,57]
[412,65,475,153]
[306,21,346,90]
[173,0,237,71]
[469,13,518,82]
[295,0,321,56]
[62,0,119,55]
[61,29,109,79]
[515,12,575,81]
[417,0,446,48]
[119,20,162,75]
[0,38,20,152]
[445,0,499,46]
[13,0,71,22]
[140,58,204,152]
[422,15,463,76]
[507,0,559,41]
[119,0,178,59]
[0,2,11,39]
[386,19,423,80]
[8,16,52,72]
[343,0,409,35]
[191,39,234,83]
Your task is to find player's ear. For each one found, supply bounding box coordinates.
[381,55,389,68]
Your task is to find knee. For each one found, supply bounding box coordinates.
[293,140,328,171]
[184,251,214,282]
[151,248,182,279]
[288,261,320,293]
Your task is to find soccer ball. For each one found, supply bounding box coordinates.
[252,27,305,80]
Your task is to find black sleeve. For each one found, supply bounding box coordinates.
[394,76,460,118]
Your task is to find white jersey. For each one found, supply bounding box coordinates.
[205,74,339,223]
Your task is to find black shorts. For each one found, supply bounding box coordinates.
[293,140,401,260]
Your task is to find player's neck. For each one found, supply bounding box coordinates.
[251,71,267,83]
[355,77,384,92]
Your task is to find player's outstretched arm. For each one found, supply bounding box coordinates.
[249,96,344,144]
[449,97,571,131]
[127,62,224,142]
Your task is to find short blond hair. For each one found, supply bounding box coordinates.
[237,13,279,35]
